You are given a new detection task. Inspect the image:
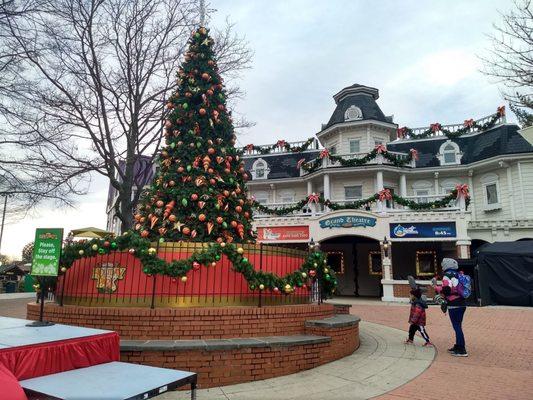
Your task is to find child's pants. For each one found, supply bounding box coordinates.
[408,324,430,342]
[448,306,466,349]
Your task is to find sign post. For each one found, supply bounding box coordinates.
[27,228,64,327]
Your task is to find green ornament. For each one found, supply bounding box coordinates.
[196,142,201,148]
[215,255,221,261]
[324,275,331,281]
[110,242,117,249]
[215,204,220,210]
[188,130,194,135]
[188,78,195,84]
[181,198,188,207]
[170,142,175,149]
[229,177,234,184]
[249,284,255,290]
[218,93,224,100]
[182,103,188,110]
[98,248,105,255]
[195,32,200,38]
[159,238,165,243]
[242,257,248,264]
[186,165,192,172]
[222,222,228,229]
[143,268,150,274]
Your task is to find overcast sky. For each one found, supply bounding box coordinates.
[1,0,515,259]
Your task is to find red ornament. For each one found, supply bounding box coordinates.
[103,241,110,247]
[199,214,206,222]
[182,227,191,235]
[208,148,215,154]
[209,178,216,185]
[191,193,199,201]
[199,108,207,116]
[169,180,175,187]
[235,206,242,213]
[273,287,279,293]
[216,216,223,224]
[141,230,149,238]
[218,104,224,111]
[156,200,164,208]
[201,73,210,81]
[169,214,177,222]
[230,220,238,228]
[309,270,316,277]
[192,261,201,271]
[177,166,184,173]
[207,89,214,96]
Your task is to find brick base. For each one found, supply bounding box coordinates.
[393,284,436,299]
[27,303,337,340]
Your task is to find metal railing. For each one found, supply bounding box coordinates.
[55,242,315,308]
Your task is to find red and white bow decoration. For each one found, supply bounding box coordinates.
[307,193,320,204]
[319,149,330,159]
[397,127,407,139]
[378,189,392,201]
[455,184,470,199]
[430,123,441,133]
[297,158,306,169]
[463,119,474,128]
[245,144,254,153]
[409,148,419,160]
[375,144,387,154]
[276,140,287,148]
[497,105,505,117]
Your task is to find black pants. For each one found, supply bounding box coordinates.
[408,324,430,343]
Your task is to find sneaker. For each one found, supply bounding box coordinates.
[447,345,458,353]
[451,348,468,357]
[423,342,434,347]
[404,339,413,344]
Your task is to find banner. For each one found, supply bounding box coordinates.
[390,222,456,239]
[257,226,309,241]
[319,216,376,229]
[31,228,64,276]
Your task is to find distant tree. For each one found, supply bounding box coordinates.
[21,241,33,263]
[482,0,533,127]
[0,253,11,265]
[0,0,253,230]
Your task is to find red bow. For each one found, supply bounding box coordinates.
[397,127,407,139]
[378,189,392,201]
[276,140,287,148]
[246,144,254,153]
[430,123,441,133]
[319,149,330,159]
[409,148,419,160]
[308,193,320,204]
[455,184,470,199]
[375,144,387,154]
[463,119,474,128]
[297,158,306,169]
[497,106,505,117]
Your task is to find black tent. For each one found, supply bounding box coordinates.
[477,241,533,306]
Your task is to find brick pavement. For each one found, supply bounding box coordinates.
[347,303,533,400]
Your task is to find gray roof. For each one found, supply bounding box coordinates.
[323,84,391,130]
[244,124,531,180]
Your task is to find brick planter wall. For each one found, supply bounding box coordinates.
[27,303,337,340]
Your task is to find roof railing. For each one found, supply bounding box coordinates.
[403,112,506,140]
[240,138,320,155]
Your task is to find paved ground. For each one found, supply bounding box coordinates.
[2,297,532,399]
[336,298,533,400]
[160,321,434,400]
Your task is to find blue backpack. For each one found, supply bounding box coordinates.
[457,273,472,299]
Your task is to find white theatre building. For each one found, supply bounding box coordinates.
[243,84,533,302]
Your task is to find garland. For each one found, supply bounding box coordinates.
[60,232,337,296]
[244,137,315,155]
[301,145,418,173]
[397,107,505,140]
[252,186,470,215]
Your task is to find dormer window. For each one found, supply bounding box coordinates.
[251,158,269,180]
[344,105,363,121]
[438,140,461,165]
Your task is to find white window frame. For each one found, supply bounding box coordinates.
[438,140,461,165]
[373,137,384,146]
[278,189,295,204]
[412,180,432,204]
[349,139,360,154]
[480,173,501,211]
[251,158,270,180]
[329,142,338,155]
[254,190,269,205]
[344,185,363,200]
[440,178,460,195]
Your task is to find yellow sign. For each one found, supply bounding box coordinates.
[92,263,126,294]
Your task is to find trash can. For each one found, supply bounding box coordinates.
[5,281,17,293]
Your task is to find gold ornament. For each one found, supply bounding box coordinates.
[181,276,188,283]
[237,247,244,254]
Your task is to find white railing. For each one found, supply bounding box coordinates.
[402,112,505,140]
[241,139,319,156]
[253,195,461,219]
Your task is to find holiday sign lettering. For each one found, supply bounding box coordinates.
[31,228,64,276]
[92,263,126,294]
[319,216,377,229]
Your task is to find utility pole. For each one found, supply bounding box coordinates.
[0,195,7,254]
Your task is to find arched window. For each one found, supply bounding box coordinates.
[251,158,269,180]
[438,140,461,165]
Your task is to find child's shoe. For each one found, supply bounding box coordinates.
[404,339,413,344]
[451,348,468,357]
[423,342,434,347]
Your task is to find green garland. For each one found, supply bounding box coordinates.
[301,148,415,173]
[398,109,504,140]
[252,189,470,215]
[60,232,337,296]
[245,137,315,155]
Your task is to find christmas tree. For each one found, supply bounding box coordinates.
[134,27,255,244]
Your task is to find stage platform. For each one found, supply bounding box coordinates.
[0,316,197,399]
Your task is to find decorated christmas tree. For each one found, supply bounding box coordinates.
[135,27,255,244]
